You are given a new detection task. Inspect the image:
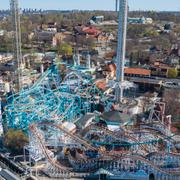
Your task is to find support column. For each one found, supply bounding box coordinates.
[86,54,91,69]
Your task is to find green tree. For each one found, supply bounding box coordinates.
[4,129,29,154]
[167,68,178,78]
[58,43,73,56]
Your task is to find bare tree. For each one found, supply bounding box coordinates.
[163,89,180,121]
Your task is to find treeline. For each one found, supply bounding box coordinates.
[1,10,180,24]
[0,10,180,54]
[129,11,180,23]
[26,11,117,28]
[25,10,180,26]
[1,10,180,33]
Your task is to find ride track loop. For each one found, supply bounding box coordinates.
[29,122,180,175]
[3,64,180,176]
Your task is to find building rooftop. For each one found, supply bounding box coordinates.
[101,110,130,125]
[82,26,101,35]
[106,64,151,77]
[75,113,95,129]
[125,68,151,76]
[150,62,174,69]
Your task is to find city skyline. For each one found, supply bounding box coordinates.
[0,0,180,11]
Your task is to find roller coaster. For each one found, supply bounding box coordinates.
[2,63,180,179]
[3,64,111,131]
[28,121,180,179]
[29,101,180,178]
[3,0,179,178]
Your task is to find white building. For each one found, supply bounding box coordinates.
[128,17,153,24]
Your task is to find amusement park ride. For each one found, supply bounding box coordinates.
[1,0,180,179]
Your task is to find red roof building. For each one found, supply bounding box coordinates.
[124,68,151,77]
[82,26,101,36]
[107,64,151,77]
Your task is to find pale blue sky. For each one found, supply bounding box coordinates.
[0,0,180,11]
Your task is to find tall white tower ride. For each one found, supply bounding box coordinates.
[10,0,22,91]
[115,0,128,103]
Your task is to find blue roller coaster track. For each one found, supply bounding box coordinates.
[3,63,112,131]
